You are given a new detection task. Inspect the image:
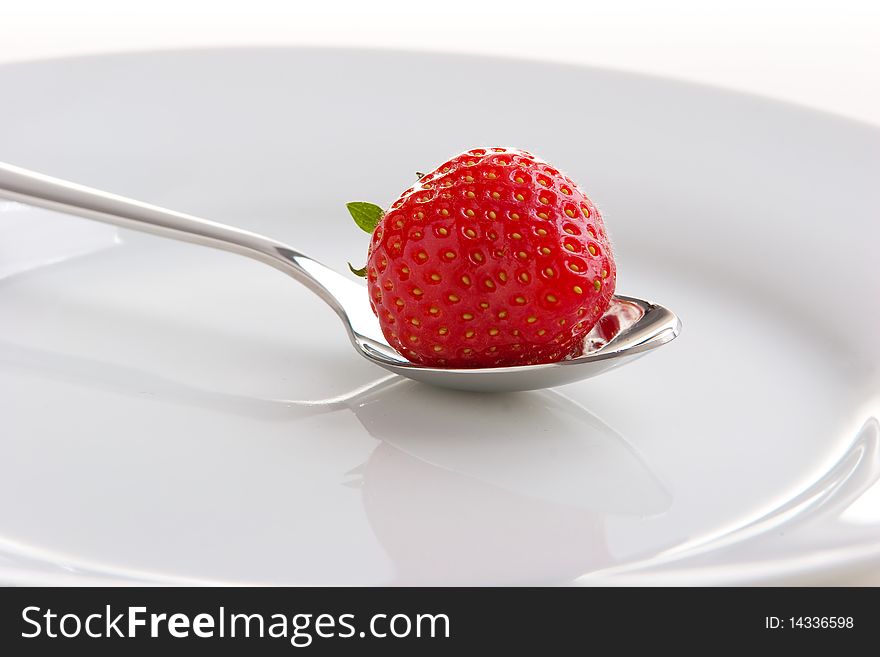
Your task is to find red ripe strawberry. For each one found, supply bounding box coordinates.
[347,147,616,368]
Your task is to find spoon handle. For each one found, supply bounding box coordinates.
[0,161,375,338]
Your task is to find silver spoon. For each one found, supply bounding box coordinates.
[0,161,680,392]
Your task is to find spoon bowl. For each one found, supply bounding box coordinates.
[352,294,679,392]
[0,161,680,392]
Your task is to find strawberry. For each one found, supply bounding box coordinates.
[348,147,616,368]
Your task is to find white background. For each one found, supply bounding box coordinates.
[1,0,879,126]
[0,0,878,586]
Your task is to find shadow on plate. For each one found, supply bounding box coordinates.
[1,341,672,584]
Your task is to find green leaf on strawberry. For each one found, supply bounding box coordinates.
[348,262,368,278]
[346,201,384,234]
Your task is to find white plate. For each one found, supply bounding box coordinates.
[0,49,878,585]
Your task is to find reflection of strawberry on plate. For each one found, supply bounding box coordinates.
[350,381,670,585]
[361,441,610,586]
[349,147,616,368]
